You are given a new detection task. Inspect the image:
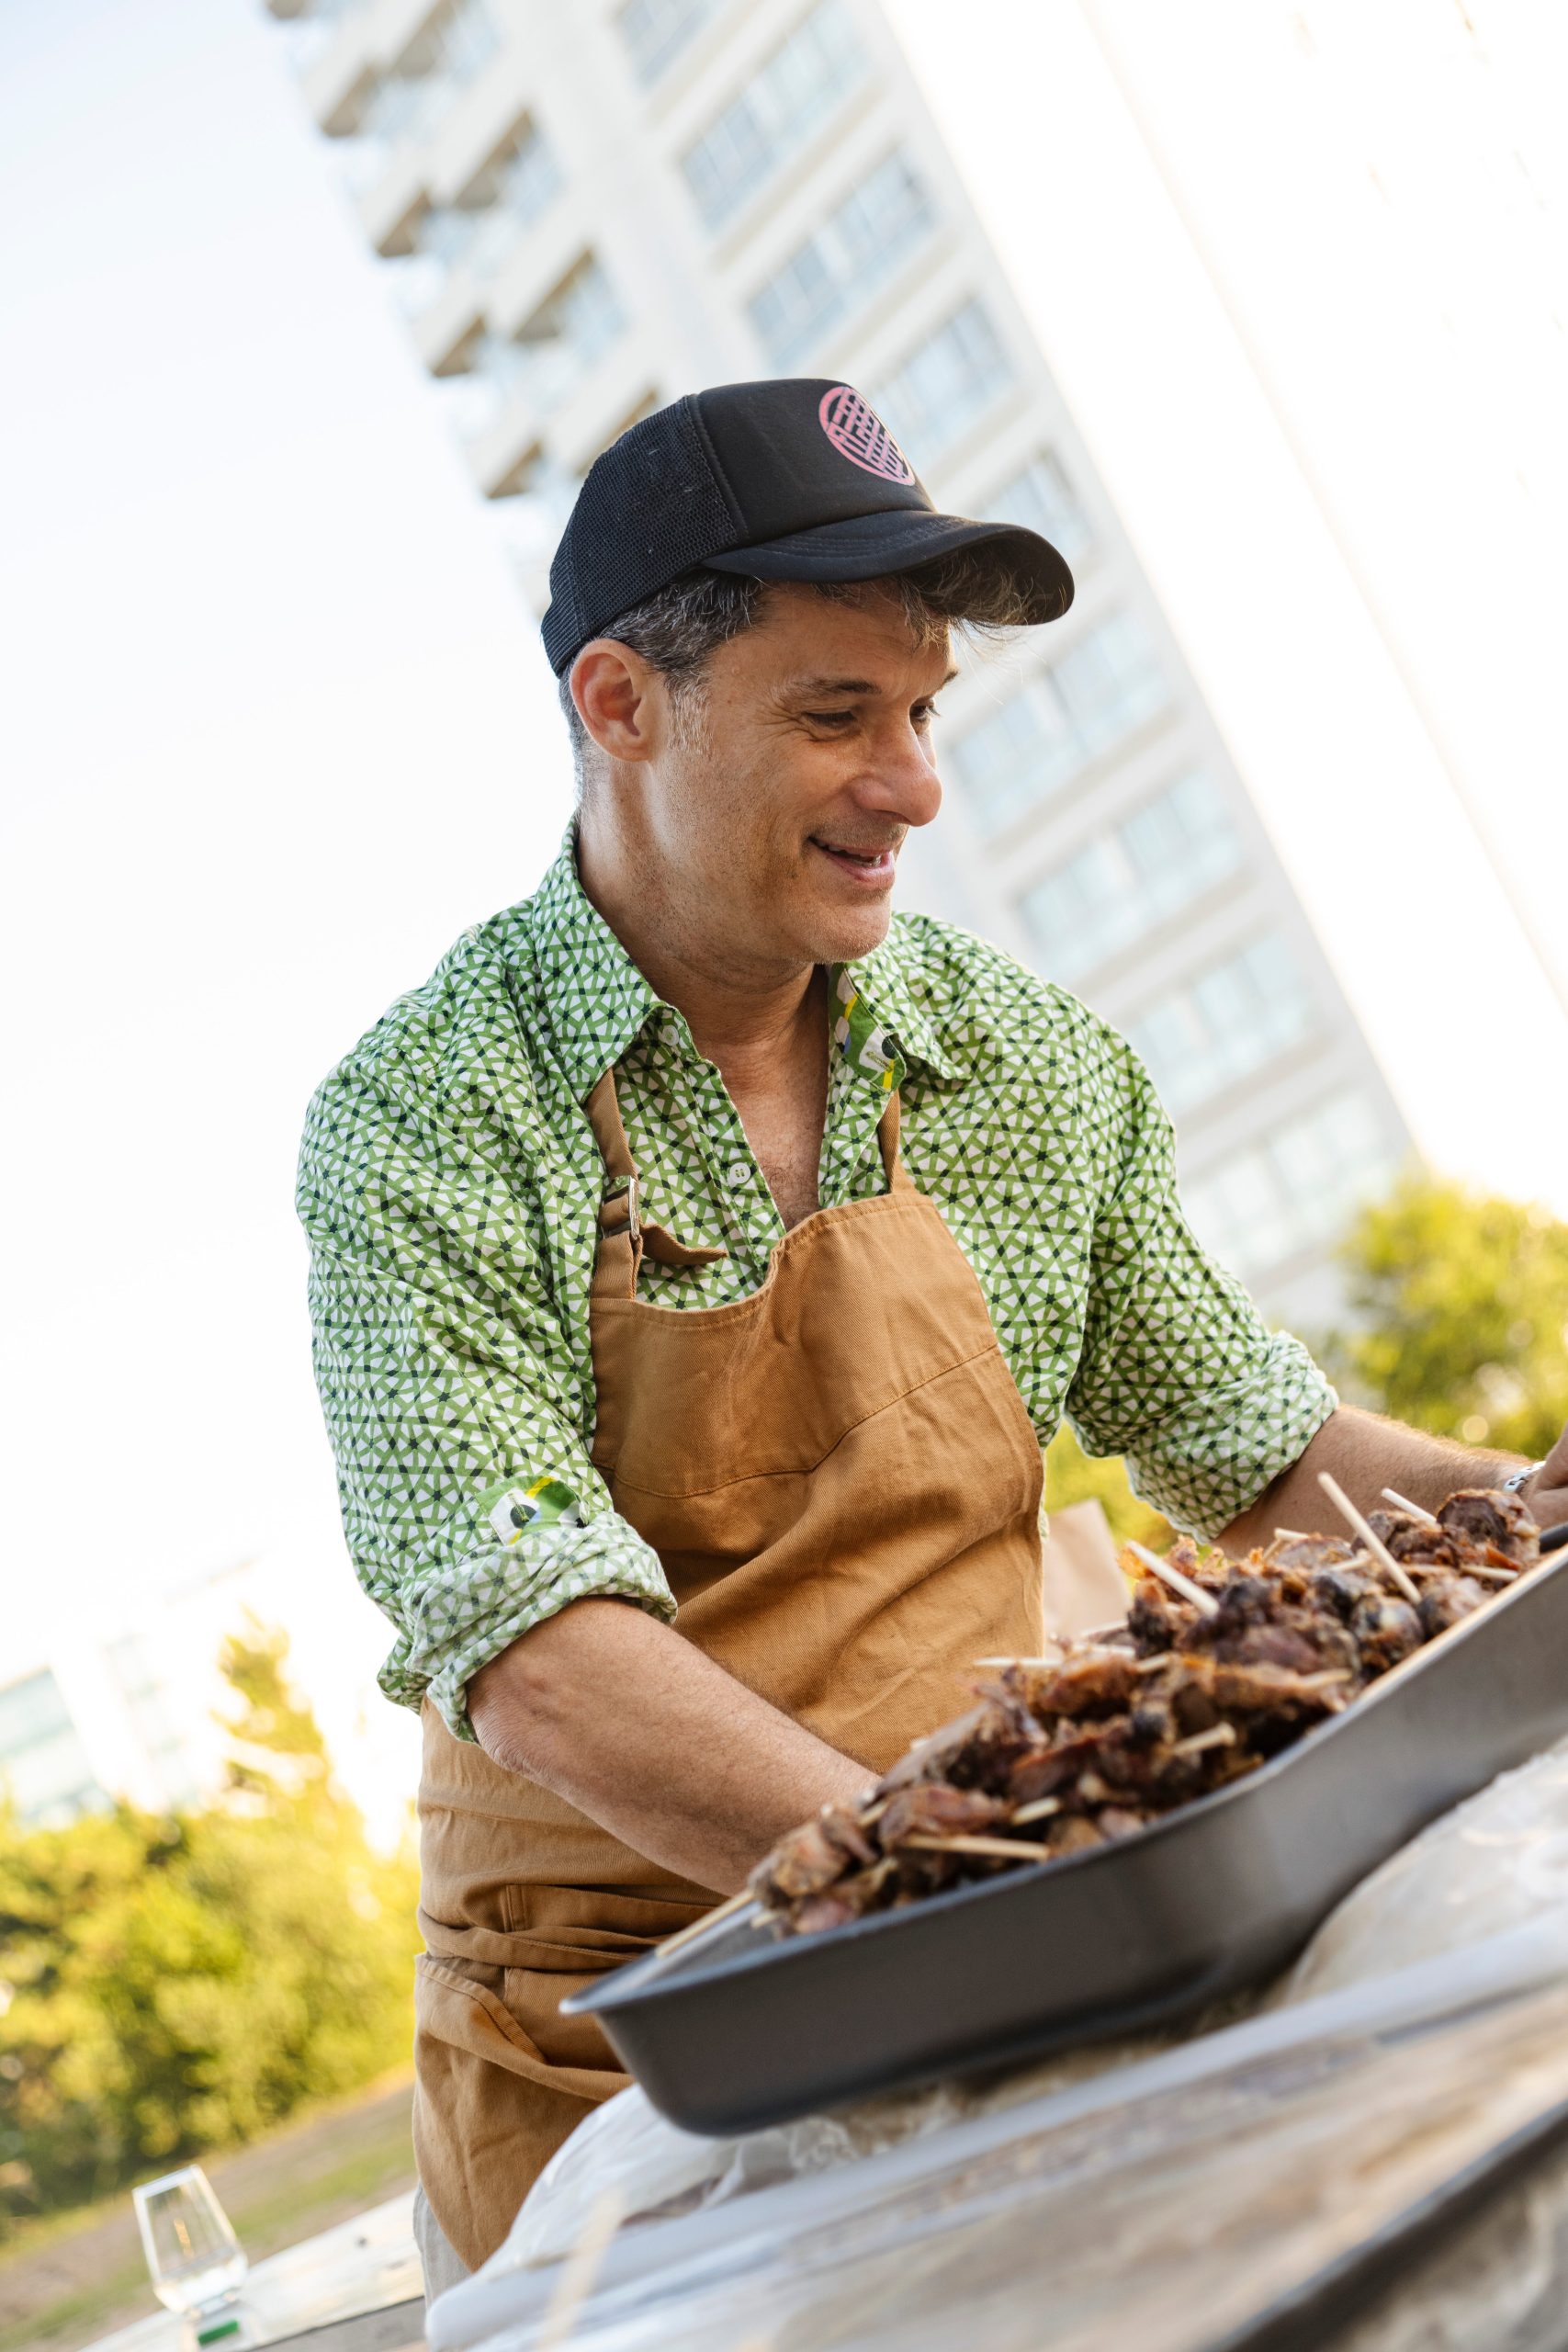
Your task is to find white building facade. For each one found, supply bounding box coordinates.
[2,1552,420,1837]
[266,0,1412,1326]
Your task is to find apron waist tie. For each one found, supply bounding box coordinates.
[417,1897,712,1974]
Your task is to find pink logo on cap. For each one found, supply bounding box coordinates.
[818,386,914,483]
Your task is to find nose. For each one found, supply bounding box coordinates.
[854,717,943,831]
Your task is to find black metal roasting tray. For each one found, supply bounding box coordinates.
[569,1543,1568,2137]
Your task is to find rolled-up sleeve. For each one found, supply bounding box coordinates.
[298,1059,672,1740]
[1066,1038,1337,1539]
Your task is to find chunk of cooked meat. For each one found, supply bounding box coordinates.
[748,1805,876,1902]
[1262,1534,1359,1577]
[1020,1650,1142,1719]
[1309,1562,1389,1623]
[1438,1487,1540,1565]
[876,1784,1008,1846]
[1348,1592,1424,1674]
[1368,1509,1465,1568]
[881,1695,1042,1792]
[1416,1570,1489,1640]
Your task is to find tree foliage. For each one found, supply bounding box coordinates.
[1045,1425,1172,1551]
[0,1623,419,2237]
[1321,1175,1568,1456]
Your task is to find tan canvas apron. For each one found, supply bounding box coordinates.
[413,1070,1046,2267]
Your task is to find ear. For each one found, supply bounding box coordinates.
[571,639,666,767]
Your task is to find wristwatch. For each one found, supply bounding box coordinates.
[1502,1464,1541,1496]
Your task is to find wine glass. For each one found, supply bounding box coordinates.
[132,2165,248,2331]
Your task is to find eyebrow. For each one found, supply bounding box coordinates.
[782,669,960,697]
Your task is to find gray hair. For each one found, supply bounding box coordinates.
[557,553,1035,786]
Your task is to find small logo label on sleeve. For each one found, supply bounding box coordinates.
[818,386,915,483]
[482,1476,583,1546]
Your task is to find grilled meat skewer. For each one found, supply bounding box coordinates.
[750,1484,1540,1935]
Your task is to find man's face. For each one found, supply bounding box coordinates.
[623,585,951,974]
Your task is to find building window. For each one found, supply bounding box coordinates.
[869,299,1014,470]
[106,1635,201,1813]
[616,0,722,84]
[451,254,625,440]
[273,0,365,73]
[0,1670,103,1827]
[945,610,1168,836]
[1052,613,1168,759]
[1130,935,1318,1118]
[421,116,562,281]
[682,1,865,231]
[358,0,500,149]
[984,450,1092,564]
[1019,771,1243,982]
[749,152,935,366]
[1182,1091,1397,1283]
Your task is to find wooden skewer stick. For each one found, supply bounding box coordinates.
[536,2184,627,2352]
[1010,1796,1063,1825]
[1382,1486,1438,1525]
[899,1831,1059,1861]
[1384,1553,1517,1589]
[1317,1472,1423,1604]
[1271,1528,1317,1543]
[656,1888,758,1962]
[1127,1540,1221,1619]
[974,1655,1064,1668]
[1170,1723,1237,1758]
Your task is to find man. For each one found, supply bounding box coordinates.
[297,379,1568,2293]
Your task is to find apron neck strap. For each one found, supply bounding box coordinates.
[585,1068,909,1305]
[876,1088,914,1192]
[585,1068,728,1301]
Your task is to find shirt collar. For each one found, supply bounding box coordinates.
[839,929,959,1086]
[530,828,660,1103]
[529,827,958,1101]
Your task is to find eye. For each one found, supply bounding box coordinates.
[913,699,942,729]
[804,709,855,728]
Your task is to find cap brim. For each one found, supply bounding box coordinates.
[704,507,1074,622]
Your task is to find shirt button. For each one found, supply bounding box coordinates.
[724,1159,750,1191]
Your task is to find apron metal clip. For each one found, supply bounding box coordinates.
[605,1174,641,1240]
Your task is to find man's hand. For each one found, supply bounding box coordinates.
[467,1599,873,1895]
[1527,1422,1568,1535]
[1219,1403,1540,1555]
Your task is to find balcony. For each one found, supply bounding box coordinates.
[303,0,502,210]
[434,254,627,492]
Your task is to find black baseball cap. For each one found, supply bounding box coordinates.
[541,377,1074,677]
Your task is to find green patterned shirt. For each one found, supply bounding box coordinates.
[298,832,1335,1737]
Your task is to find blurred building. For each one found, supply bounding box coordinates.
[0,1671,104,1829]
[263,0,1413,1325]
[2,1554,419,1838]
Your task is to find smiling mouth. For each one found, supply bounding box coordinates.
[810,837,899,885]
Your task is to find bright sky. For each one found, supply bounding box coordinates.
[889,0,1568,1193]
[0,0,564,1683]
[4,0,1565,1711]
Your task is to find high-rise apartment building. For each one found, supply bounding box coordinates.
[265,0,1411,1326]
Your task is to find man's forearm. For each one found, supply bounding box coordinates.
[468,1598,872,1895]
[1220,1404,1529,1555]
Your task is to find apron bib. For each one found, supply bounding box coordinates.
[413,1072,1045,2267]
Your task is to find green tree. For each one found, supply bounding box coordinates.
[0,1625,419,2237]
[1044,1424,1172,1552]
[1321,1175,1568,1456]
